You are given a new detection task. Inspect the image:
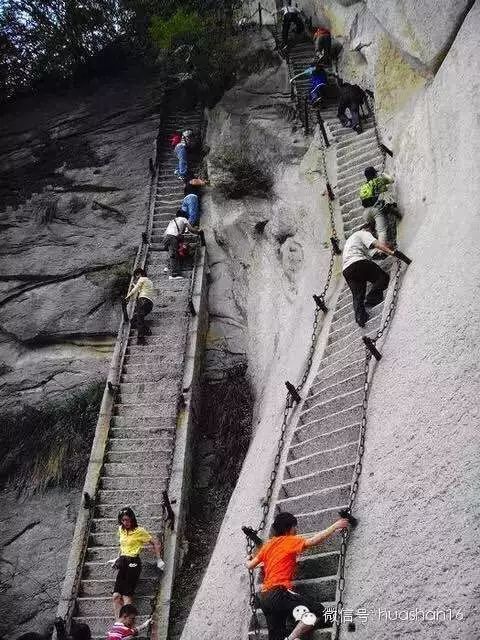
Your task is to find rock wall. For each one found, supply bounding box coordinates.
[0,72,164,411]
[180,2,480,638]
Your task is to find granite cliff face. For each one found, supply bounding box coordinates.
[0,72,164,638]
[0,73,164,412]
[179,2,480,639]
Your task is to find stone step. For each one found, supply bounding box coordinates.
[277,483,351,514]
[116,388,180,405]
[316,347,366,383]
[109,425,174,440]
[95,502,164,519]
[281,461,354,500]
[107,436,174,453]
[310,361,364,396]
[336,138,378,160]
[99,475,168,491]
[337,161,383,194]
[285,442,357,478]
[304,372,364,408]
[328,302,383,343]
[288,423,361,461]
[295,504,350,534]
[103,447,171,463]
[337,148,382,174]
[291,576,338,604]
[293,404,362,443]
[337,153,380,183]
[79,576,157,597]
[101,461,169,478]
[76,596,152,617]
[299,388,364,425]
[113,403,176,418]
[97,488,166,504]
[322,322,378,360]
[91,516,163,534]
[297,551,340,580]
[111,416,177,429]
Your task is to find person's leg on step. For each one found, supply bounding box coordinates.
[280,588,327,639]
[350,104,362,133]
[343,262,369,326]
[365,261,389,307]
[282,14,292,44]
[136,298,147,342]
[372,201,389,244]
[168,235,180,276]
[258,589,288,640]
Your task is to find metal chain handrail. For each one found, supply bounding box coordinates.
[334,259,402,638]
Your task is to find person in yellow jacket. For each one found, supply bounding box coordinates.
[111,507,164,616]
[125,268,154,344]
[359,166,402,246]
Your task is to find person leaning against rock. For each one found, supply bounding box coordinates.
[125,268,154,345]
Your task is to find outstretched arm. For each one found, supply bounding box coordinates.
[125,279,141,300]
[290,69,309,83]
[246,555,262,570]
[304,518,350,548]
[373,240,395,255]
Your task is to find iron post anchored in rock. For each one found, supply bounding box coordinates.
[326,182,335,201]
[285,381,301,403]
[162,490,175,531]
[313,294,328,313]
[141,231,148,244]
[363,336,382,361]
[121,299,129,322]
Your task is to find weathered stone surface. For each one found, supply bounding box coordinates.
[0,488,81,639]
[0,73,164,409]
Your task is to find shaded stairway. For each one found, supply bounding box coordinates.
[65,108,204,639]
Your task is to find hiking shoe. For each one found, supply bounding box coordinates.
[163,267,169,273]
[355,311,369,327]
[137,337,146,345]
[169,274,184,280]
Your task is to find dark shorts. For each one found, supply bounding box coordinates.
[113,555,142,596]
[257,587,327,640]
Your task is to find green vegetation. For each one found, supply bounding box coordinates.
[210,144,274,199]
[109,261,134,302]
[0,1,244,102]
[0,383,104,493]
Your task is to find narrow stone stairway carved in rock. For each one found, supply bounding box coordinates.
[70,109,204,640]
[248,39,390,640]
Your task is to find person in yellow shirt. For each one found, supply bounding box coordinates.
[125,268,154,345]
[111,507,164,616]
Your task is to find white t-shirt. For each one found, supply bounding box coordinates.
[342,230,376,271]
[281,5,299,15]
[165,217,188,237]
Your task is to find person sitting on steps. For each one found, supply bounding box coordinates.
[124,268,155,345]
[290,60,329,106]
[359,166,402,246]
[247,511,351,640]
[279,0,304,47]
[163,212,201,280]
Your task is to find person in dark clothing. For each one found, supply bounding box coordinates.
[125,268,155,344]
[337,79,368,133]
[291,61,329,105]
[279,1,304,46]
[313,25,331,64]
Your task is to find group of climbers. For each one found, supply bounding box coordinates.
[124,126,207,344]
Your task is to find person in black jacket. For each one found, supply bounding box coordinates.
[337,79,369,133]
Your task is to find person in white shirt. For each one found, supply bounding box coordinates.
[279,0,304,45]
[125,268,155,344]
[342,222,395,327]
[163,213,200,280]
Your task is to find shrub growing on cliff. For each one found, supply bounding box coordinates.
[210,144,274,199]
[0,383,103,493]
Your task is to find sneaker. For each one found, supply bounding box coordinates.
[163,267,169,273]
[137,337,146,345]
[355,311,369,327]
[169,275,184,280]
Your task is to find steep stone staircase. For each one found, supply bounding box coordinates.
[70,109,203,639]
[249,40,389,640]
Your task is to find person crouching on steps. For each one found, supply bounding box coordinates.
[111,508,164,617]
[163,212,200,280]
[125,268,154,345]
[247,511,350,640]
[107,603,151,640]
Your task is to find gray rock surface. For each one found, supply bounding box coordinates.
[340,4,480,637]
[0,72,164,410]
[0,488,81,639]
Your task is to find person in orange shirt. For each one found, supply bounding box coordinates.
[246,512,350,640]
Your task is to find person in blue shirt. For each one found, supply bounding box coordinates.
[290,61,328,105]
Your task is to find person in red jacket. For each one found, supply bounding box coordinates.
[313,25,331,64]
[247,512,350,640]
